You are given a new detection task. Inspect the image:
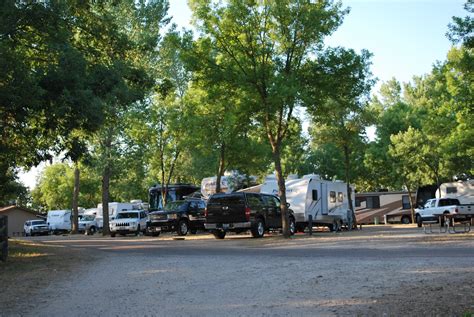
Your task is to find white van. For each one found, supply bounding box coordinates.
[47,210,72,234]
[261,174,355,231]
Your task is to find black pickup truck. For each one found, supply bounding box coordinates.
[146,199,206,236]
[204,192,295,239]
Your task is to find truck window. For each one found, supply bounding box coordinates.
[430,200,436,208]
[247,195,264,209]
[439,199,460,207]
[330,191,336,203]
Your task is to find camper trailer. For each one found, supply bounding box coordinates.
[95,202,137,228]
[261,174,355,231]
[436,180,474,204]
[47,210,72,234]
[355,191,415,224]
[201,172,258,199]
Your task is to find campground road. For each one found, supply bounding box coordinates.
[11,226,474,316]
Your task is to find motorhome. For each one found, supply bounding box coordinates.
[260,174,355,231]
[355,191,414,224]
[149,184,200,211]
[47,210,71,234]
[436,180,474,204]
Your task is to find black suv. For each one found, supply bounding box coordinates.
[146,200,206,237]
[205,192,295,239]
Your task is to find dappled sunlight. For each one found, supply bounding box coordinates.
[407,267,474,274]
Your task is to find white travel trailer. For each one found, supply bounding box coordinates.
[261,174,355,231]
[95,202,137,228]
[436,180,474,204]
[47,210,72,234]
[201,171,257,199]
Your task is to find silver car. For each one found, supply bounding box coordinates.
[24,220,49,236]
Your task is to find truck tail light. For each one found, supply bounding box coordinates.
[245,207,251,221]
[204,208,208,218]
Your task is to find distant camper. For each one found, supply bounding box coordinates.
[355,191,415,224]
[261,174,355,231]
[436,180,474,204]
[47,210,71,234]
[149,184,200,211]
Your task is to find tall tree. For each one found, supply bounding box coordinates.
[190,0,347,237]
[304,48,375,226]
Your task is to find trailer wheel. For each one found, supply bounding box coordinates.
[401,216,411,224]
[416,215,422,228]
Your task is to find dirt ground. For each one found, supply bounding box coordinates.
[1,225,473,316]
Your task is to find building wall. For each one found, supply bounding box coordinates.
[3,209,41,237]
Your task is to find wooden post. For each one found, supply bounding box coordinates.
[0,216,8,262]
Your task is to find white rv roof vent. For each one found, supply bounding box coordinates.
[302,174,320,180]
[287,174,299,180]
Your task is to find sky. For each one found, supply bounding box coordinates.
[19,0,467,189]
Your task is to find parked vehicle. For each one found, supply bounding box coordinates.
[24,220,49,236]
[78,214,99,235]
[415,198,474,227]
[95,202,138,228]
[146,200,206,237]
[355,191,414,224]
[205,192,296,239]
[201,171,257,199]
[47,210,71,234]
[109,210,148,237]
[435,180,474,204]
[149,184,200,211]
[261,174,354,232]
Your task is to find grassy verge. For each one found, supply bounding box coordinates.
[0,239,89,314]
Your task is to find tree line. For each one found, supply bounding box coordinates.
[1,1,472,236]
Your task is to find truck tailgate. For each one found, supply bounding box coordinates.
[206,196,247,223]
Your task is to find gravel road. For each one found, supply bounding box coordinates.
[5,226,474,316]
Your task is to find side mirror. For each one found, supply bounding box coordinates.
[286,203,290,208]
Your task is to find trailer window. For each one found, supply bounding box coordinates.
[330,191,336,203]
[312,190,318,201]
[446,187,457,194]
[402,195,411,209]
[366,196,380,208]
[338,192,344,202]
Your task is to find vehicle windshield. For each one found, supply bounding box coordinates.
[31,220,46,226]
[116,212,139,219]
[81,215,95,221]
[163,201,187,212]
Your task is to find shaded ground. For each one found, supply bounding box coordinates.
[1,225,473,316]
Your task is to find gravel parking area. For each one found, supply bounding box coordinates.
[1,225,473,316]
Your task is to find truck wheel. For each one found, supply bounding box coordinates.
[289,217,296,236]
[177,220,189,236]
[212,230,226,239]
[416,215,422,228]
[135,225,141,236]
[251,219,265,238]
[153,231,161,237]
[401,216,410,225]
[88,226,96,235]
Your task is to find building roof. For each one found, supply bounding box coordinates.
[0,205,39,216]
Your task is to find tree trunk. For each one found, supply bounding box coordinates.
[272,146,290,238]
[343,145,357,229]
[71,164,80,234]
[102,163,110,235]
[215,142,225,193]
[406,184,416,223]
